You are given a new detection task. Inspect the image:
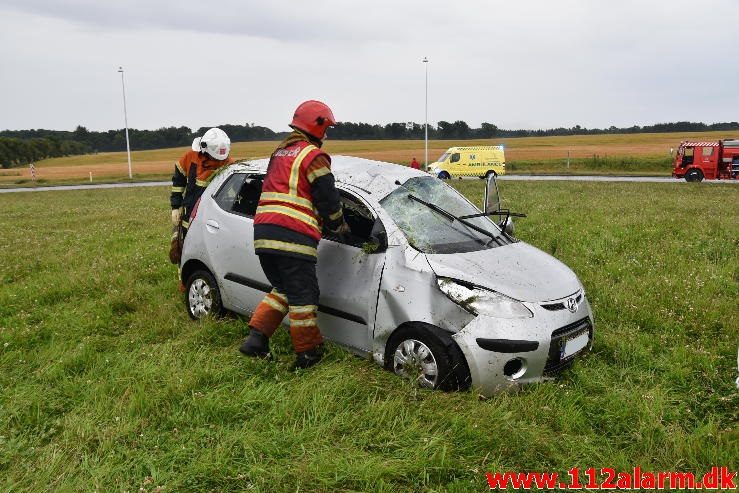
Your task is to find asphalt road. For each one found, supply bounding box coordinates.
[1,176,738,193]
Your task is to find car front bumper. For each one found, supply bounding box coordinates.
[452,295,594,396]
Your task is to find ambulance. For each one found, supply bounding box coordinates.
[429,145,506,179]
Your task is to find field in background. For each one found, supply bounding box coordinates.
[1,181,736,491]
[3,130,739,186]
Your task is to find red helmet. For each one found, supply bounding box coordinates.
[290,100,336,140]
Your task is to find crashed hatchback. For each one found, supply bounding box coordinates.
[180,157,594,396]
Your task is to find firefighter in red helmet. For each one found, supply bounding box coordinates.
[239,100,348,369]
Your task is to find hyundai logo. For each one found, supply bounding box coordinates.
[566,297,578,313]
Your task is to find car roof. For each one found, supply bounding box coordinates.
[227,155,429,199]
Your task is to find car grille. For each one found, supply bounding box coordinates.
[543,317,592,375]
[541,292,583,311]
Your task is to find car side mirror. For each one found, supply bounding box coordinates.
[499,217,515,236]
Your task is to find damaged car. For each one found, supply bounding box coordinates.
[179,156,594,396]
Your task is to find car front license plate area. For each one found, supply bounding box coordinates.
[561,330,589,359]
[544,318,592,375]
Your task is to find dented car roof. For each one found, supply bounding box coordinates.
[230,155,427,199]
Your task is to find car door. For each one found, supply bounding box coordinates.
[204,172,268,313]
[315,190,387,355]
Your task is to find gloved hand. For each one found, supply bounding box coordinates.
[335,220,350,238]
[171,208,182,226]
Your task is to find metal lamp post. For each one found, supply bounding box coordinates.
[117,66,132,179]
[423,57,429,170]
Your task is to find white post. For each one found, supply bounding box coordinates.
[118,66,133,179]
[423,56,430,171]
[423,57,429,171]
[89,172,93,182]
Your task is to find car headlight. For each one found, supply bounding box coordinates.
[437,277,533,319]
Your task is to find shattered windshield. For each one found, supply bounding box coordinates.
[380,176,502,254]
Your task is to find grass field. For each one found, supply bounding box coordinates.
[3,130,739,186]
[0,181,737,491]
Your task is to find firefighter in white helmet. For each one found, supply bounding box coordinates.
[169,127,233,267]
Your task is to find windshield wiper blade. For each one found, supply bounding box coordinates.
[407,194,504,245]
[459,210,527,219]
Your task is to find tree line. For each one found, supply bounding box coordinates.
[0,137,88,169]
[2,120,738,168]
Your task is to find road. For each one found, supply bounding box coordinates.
[1,176,738,193]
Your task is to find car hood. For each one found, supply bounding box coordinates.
[425,242,581,302]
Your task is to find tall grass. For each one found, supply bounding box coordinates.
[0,182,736,491]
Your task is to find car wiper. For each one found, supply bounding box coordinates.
[459,210,527,219]
[407,194,505,246]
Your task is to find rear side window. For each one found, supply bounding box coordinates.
[214,173,264,217]
[214,174,246,211]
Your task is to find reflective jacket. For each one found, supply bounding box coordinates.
[253,132,344,261]
[170,150,233,228]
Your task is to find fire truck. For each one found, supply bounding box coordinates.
[672,139,739,181]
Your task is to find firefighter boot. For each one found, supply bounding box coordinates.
[239,329,270,359]
[293,344,324,370]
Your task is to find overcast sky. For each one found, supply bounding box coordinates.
[1,0,738,133]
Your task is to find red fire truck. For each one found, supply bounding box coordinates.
[672,139,739,181]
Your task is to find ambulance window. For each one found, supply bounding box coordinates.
[450,153,461,163]
[438,152,450,162]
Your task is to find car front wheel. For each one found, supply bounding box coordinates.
[185,269,224,320]
[385,323,470,391]
[438,171,451,180]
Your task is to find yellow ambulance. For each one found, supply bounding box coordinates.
[429,145,506,179]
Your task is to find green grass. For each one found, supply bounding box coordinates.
[0,182,737,491]
[507,154,673,175]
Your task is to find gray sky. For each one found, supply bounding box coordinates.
[1,0,738,132]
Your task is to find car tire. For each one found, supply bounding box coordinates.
[685,169,704,182]
[384,323,471,391]
[185,269,224,320]
[482,170,497,180]
[437,171,451,180]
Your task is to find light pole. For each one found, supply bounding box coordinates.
[423,57,429,170]
[117,66,132,179]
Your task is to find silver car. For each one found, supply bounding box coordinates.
[180,156,594,396]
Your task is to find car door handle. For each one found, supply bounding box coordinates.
[206,219,220,230]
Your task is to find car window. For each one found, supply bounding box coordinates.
[437,152,450,163]
[214,173,246,211]
[450,153,461,163]
[380,176,502,254]
[323,191,381,249]
[214,173,264,217]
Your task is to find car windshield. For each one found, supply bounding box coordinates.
[436,152,450,163]
[380,176,502,254]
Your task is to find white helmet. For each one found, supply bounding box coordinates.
[192,128,230,160]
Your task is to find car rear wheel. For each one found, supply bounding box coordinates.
[481,170,497,180]
[384,323,470,391]
[685,169,704,182]
[437,171,451,180]
[185,269,224,320]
